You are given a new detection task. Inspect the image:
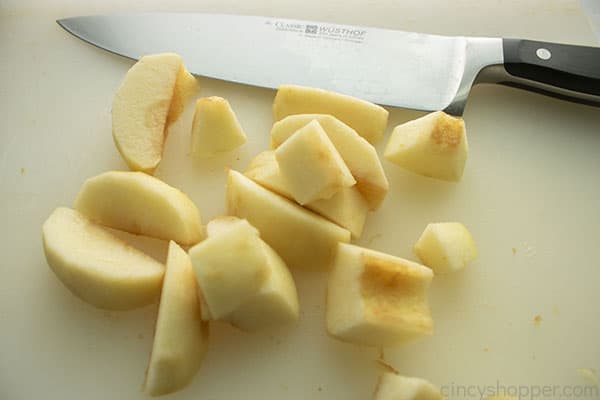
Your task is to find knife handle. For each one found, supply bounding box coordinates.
[501,38,600,106]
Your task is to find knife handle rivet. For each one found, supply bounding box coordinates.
[536,48,552,60]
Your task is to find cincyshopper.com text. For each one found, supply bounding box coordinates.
[441,380,599,399]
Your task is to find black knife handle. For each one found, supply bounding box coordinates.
[501,38,600,106]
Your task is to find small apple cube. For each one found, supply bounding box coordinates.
[270,114,389,210]
[144,241,208,396]
[374,371,443,400]
[275,120,355,205]
[272,84,389,144]
[384,111,468,182]
[414,222,478,274]
[191,96,247,156]
[326,243,433,347]
[188,219,270,320]
[245,151,368,238]
[206,216,300,331]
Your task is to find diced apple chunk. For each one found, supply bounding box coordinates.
[226,170,351,270]
[42,207,164,310]
[326,243,433,347]
[273,84,389,144]
[191,96,247,156]
[384,111,468,181]
[270,114,389,210]
[245,151,368,238]
[144,241,208,396]
[112,53,197,173]
[374,371,443,400]
[75,171,203,246]
[188,219,270,320]
[275,120,355,204]
[414,222,478,274]
[206,216,299,331]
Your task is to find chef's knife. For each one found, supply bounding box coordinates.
[57,13,600,115]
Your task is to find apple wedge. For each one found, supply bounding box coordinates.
[191,96,247,156]
[384,111,468,182]
[414,222,478,274]
[270,114,389,210]
[275,120,355,204]
[42,207,164,310]
[272,84,389,144]
[112,53,197,174]
[144,241,208,397]
[374,371,443,400]
[75,171,203,246]
[226,170,351,270]
[245,151,368,238]
[206,217,299,331]
[326,243,433,347]
[188,219,271,320]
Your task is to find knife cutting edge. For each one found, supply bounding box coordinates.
[57,13,600,115]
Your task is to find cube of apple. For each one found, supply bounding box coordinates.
[245,151,368,238]
[326,243,433,347]
[374,371,443,400]
[188,219,270,320]
[113,53,197,174]
[42,207,164,310]
[226,170,351,270]
[414,222,478,274]
[275,120,355,204]
[75,171,203,246]
[206,216,299,331]
[144,241,208,396]
[273,84,389,144]
[270,114,389,210]
[384,111,468,181]
[191,96,247,156]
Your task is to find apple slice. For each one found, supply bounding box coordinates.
[206,217,299,331]
[326,243,433,347]
[226,170,351,270]
[384,111,468,182]
[275,120,355,204]
[414,222,478,274]
[42,207,164,310]
[245,151,368,238]
[75,171,203,246]
[191,96,247,156]
[112,53,197,174]
[144,241,209,396]
[188,219,270,320]
[374,371,443,400]
[272,84,389,144]
[270,114,389,210]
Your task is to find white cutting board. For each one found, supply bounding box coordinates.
[1,1,599,399]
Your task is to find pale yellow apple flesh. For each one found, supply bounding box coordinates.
[270,114,389,210]
[272,84,389,144]
[75,171,203,246]
[374,371,443,400]
[326,243,433,347]
[206,216,299,331]
[245,151,368,238]
[414,222,478,274]
[112,53,197,174]
[384,111,468,182]
[226,170,351,270]
[191,96,247,156]
[188,219,270,320]
[42,207,164,310]
[275,120,355,204]
[144,241,209,397]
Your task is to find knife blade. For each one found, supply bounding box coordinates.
[57,13,600,115]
